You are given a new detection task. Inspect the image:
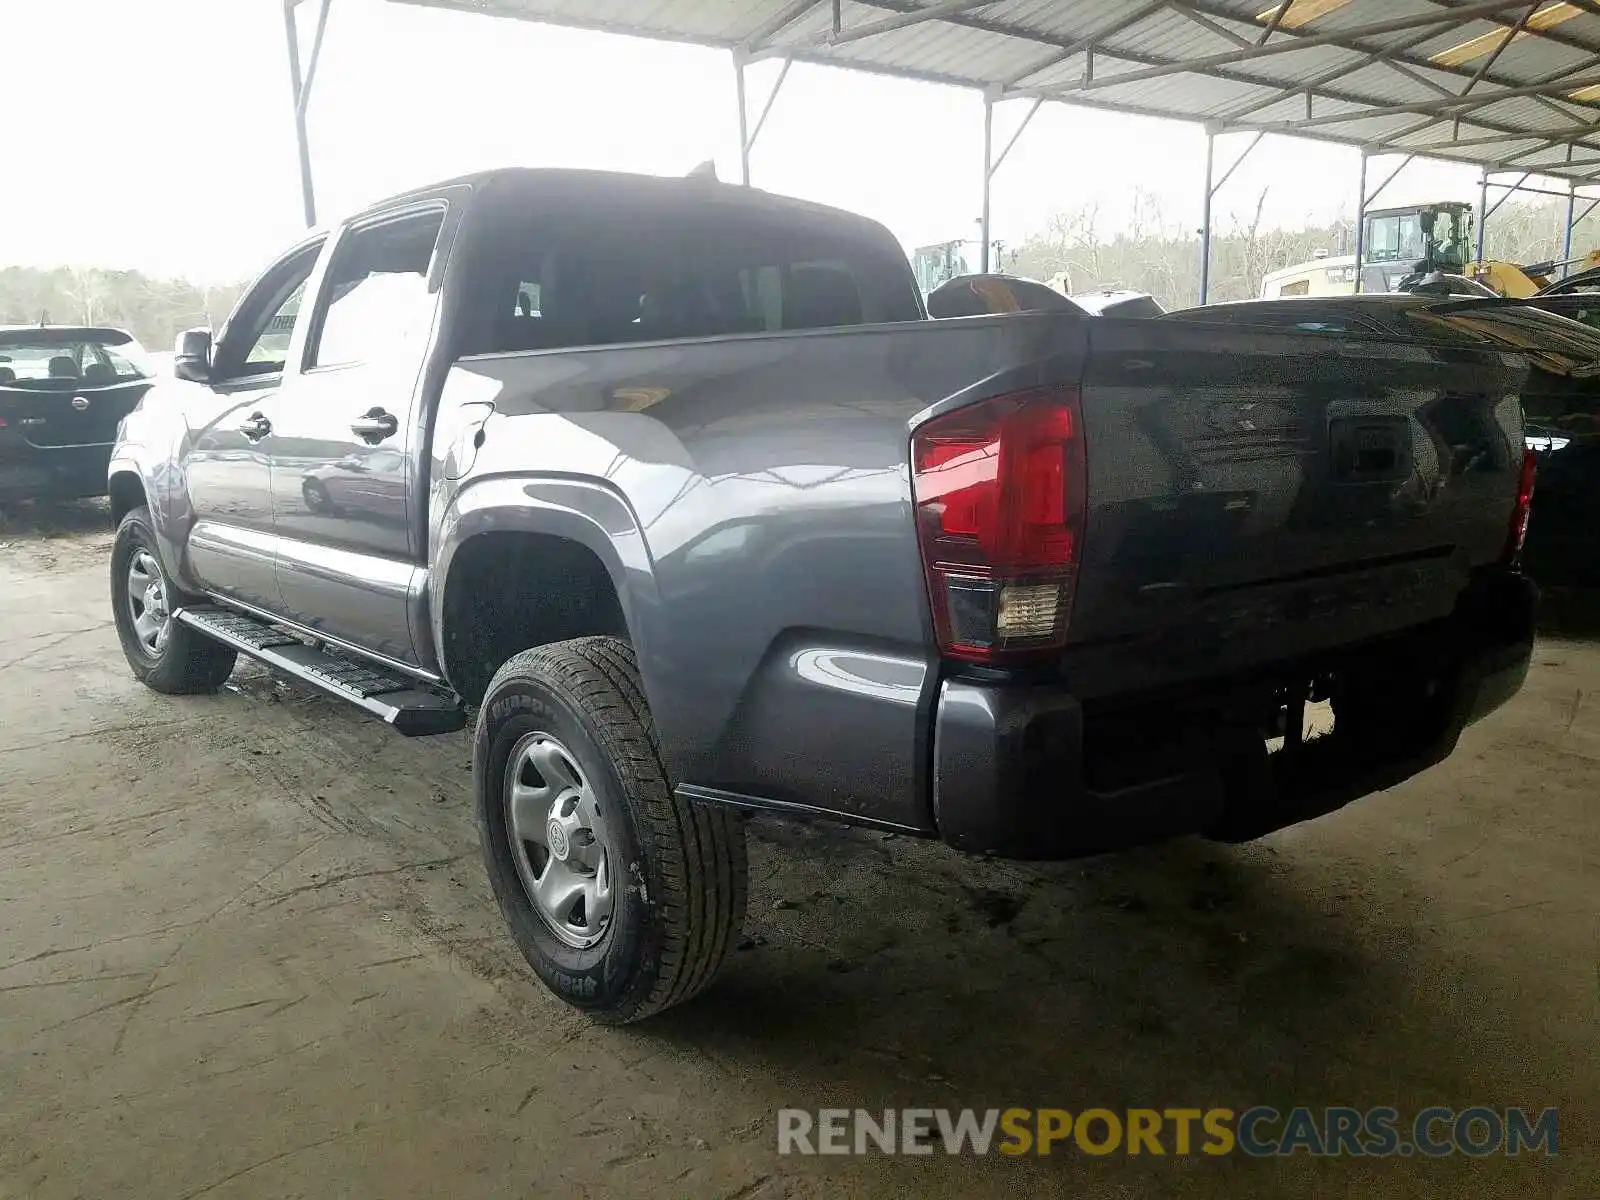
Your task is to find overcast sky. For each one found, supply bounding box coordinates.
[0,0,1521,282]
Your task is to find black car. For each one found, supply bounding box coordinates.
[0,326,156,504]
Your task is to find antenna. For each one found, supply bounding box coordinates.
[685,160,719,181]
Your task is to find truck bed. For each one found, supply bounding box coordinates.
[436,308,1528,842]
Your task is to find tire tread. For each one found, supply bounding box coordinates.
[111,507,237,695]
[485,636,747,1022]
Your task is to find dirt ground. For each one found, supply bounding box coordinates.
[0,500,1594,1199]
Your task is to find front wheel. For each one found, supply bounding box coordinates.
[110,506,237,694]
[302,478,333,514]
[474,636,748,1023]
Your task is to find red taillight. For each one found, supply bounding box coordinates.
[912,386,1086,663]
[1504,447,1536,563]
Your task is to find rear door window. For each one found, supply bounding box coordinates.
[307,208,446,369]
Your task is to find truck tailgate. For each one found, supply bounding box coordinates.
[1064,318,1526,693]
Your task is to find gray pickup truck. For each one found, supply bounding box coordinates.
[108,168,1537,1022]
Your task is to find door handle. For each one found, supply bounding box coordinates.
[239,412,272,440]
[350,408,399,443]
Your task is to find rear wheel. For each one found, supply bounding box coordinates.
[474,636,748,1023]
[110,506,237,694]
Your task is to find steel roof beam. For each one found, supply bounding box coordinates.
[836,0,1595,136]
[1165,2,1255,50]
[754,0,998,61]
[1218,24,1453,120]
[949,67,1600,181]
[1065,2,1539,98]
[1421,0,1600,61]
[1533,94,1589,122]
[1457,1,1540,99]
[1009,40,1590,156]
[1383,59,1458,99]
[1228,68,1600,130]
[1256,0,1292,47]
[1527,155,1600,169]
[1404,123,1593,148]
[1000,0,1168,88]
[1012,52,1600,159]
[1178,0,1600,115]
[742,0,825,53]
[1502,133,1589,163]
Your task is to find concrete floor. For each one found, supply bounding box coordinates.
[0,502,1594,1199]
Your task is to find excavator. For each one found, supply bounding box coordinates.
[1260,200,1600,300]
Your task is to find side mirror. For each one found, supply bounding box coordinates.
[173,327,212,383]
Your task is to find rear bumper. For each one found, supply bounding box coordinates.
[931,569,1536,859]
[0,442,112,501]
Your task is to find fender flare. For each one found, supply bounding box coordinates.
[430,474,662,682]
[107,449,197,591]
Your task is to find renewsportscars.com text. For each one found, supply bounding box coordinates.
[776,1106,1558,1157]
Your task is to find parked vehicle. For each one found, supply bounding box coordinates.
[926,272,1086,317]
[107,169,1537,1022]
[923,276,1163,319]
[0,326,154,504]
[1070,289,1165,317]
[1515,269,1600,333]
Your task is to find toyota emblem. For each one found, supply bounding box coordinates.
[71,396,90,412]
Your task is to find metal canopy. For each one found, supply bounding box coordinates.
[391,0,1600,182]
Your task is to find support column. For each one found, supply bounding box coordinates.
[1476,168,1489,263]
[1199,128,1264,301]
[1199,128,1215,303]
[980,93,994,272]
[1562,181,1576,278]
[283,0,332,228]
[733,52,793,188]
[977,94,1042,276]
[1352,149,1368,293]
[734,53,751,186]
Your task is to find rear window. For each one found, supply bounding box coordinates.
[0,334,152,387]
[464,193,922,356]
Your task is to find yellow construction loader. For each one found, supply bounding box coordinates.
[1260,200,1597,299]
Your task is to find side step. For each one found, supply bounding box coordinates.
[175,605,466,736]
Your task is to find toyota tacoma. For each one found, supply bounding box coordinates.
[106,169,1537,1022]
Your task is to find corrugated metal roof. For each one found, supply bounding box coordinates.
[389,0,1600,182]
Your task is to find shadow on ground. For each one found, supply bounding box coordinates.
[0,497,112,540]
[1537,585,1600,641]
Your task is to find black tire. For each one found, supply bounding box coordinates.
[302,478,333,514]
[474,636,748,1024]
[110,505,237,694]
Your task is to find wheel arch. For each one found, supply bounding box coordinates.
[432,477,659,704]
[107,467,147,525]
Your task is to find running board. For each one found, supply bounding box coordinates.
[174,605,466,736]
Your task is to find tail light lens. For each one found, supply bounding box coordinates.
[911,386,1086,663]
[1503,447,1536,563]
